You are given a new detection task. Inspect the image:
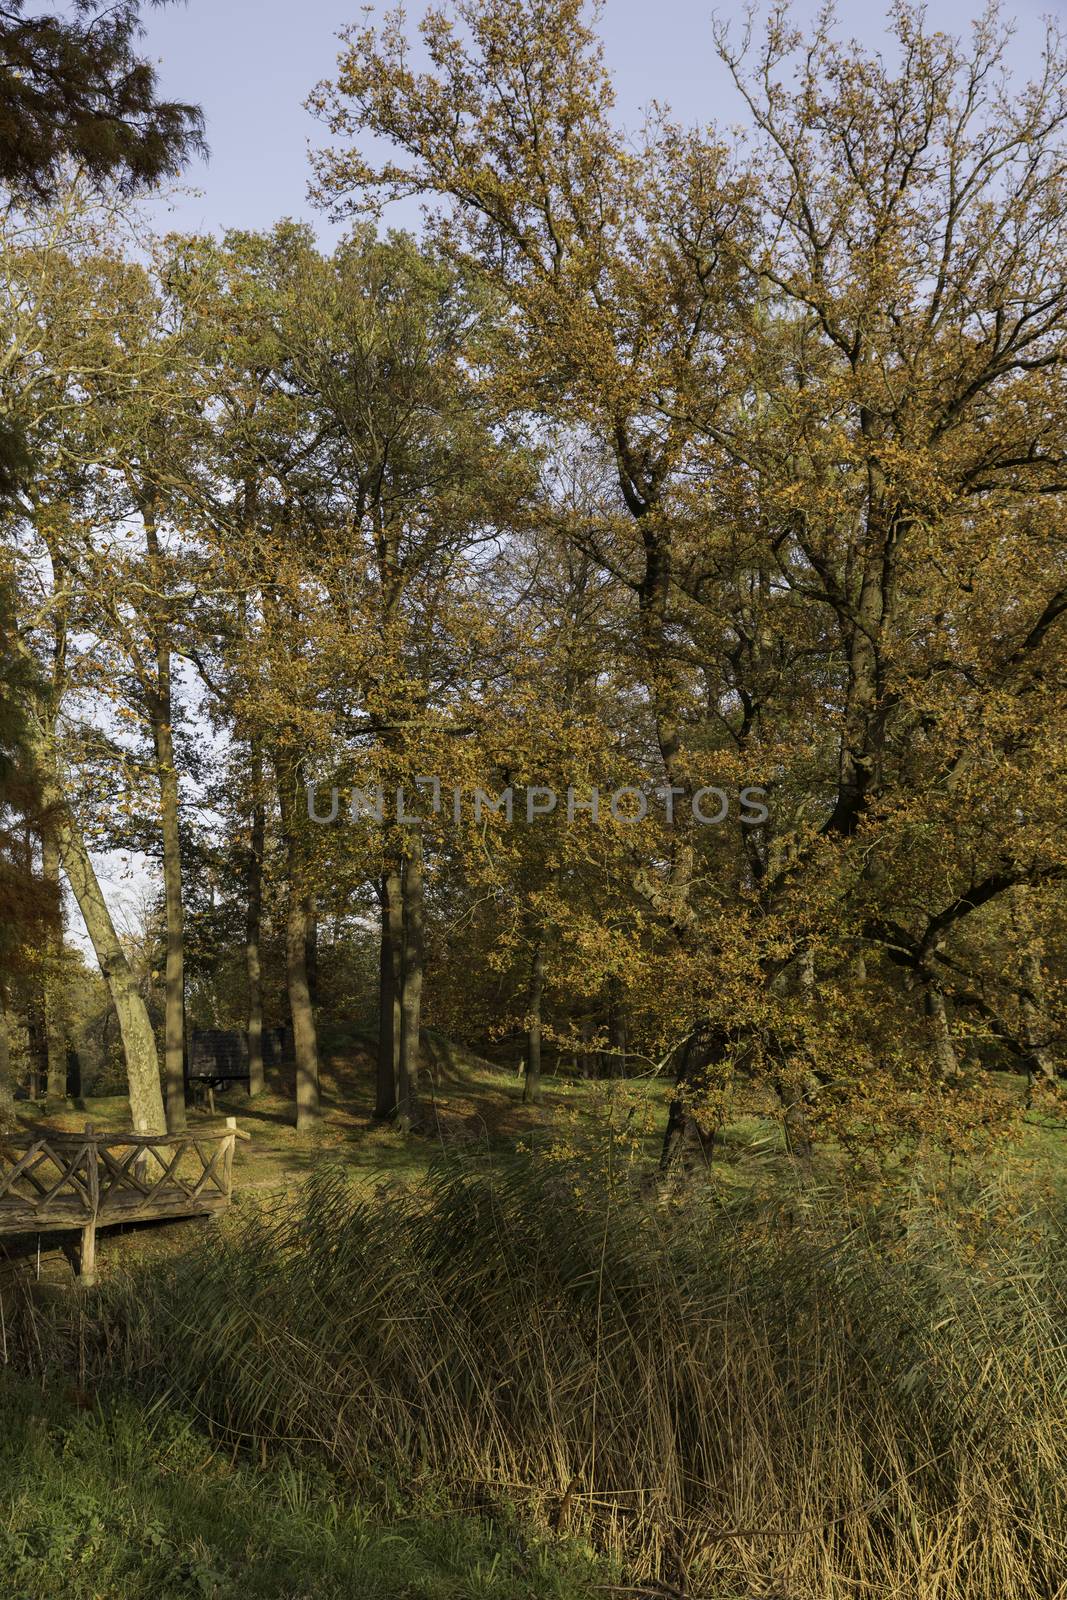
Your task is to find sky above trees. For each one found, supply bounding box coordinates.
[136,0,1060,243]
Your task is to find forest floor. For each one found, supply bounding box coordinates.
[6,1021,1064,1291]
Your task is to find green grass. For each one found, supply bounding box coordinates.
[0,1371,607,1600]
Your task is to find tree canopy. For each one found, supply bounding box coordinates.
[0,0,1063,1155]
[0,1,204,202]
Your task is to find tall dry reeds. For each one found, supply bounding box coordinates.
[91,1156,1067,1598]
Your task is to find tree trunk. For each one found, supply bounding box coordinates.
[286,881,320,1129]
[776,1075,816,1162]
[25,535,163,1128]
[276,757,320,1129]
[245,762,265,1098]
[579,1014,593,1078]
[152,690,187,1133]
[925,983,960,1080]
[142,506,186,1132]
[608,981,628,1078]
[0,985,13,1121]
[396,834,424,1131]
[305,894,319,1009]
[52,811,165,1132]
[26,1003,46,1099]
[1013,892,1055,1082]
[41,829,67,1098]
[660,1097,717,1174]
[375,859,403,1120]
[287,888,320,1129]
[523,940,544,1105]
[776,947,816,1162]
[1020,947,1055,1082]
[659,1027,720,1174]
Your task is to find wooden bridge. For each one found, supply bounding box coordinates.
[0,1119,248,1285]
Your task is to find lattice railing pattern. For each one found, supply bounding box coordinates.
[0,1137,98,1215]
[0,1120,243,1223]
[0,1119,246,1287]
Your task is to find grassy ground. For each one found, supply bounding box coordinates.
[4,1028,564,1281]
[25,1026,579,1193]
[0,1036,627,1598]
[0,1370,605,1600]
[7,1025,1065,1287]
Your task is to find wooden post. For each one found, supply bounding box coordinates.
[80,1122,99,1287]
[79,1218,97,1287]
[223,1116,236,1199]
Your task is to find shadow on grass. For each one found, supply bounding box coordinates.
[0,1369,607,1600]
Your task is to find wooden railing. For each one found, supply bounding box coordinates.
[0,1118,248,1285]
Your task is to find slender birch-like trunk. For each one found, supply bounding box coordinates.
[245,760,266,1098]
[45,801,165,1132]
[41,829,67,1098]
[396,834,424,1131]
[142,510,186,1132]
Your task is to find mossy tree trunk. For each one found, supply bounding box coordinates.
[0,985,13,1120]
[41,830,67,1098]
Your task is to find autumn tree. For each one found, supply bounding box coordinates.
[0,197,172,1132]
[168,222,534,1129]
[29,242,216,1132]
[312,0,1067,1163]
[0,0,204,495]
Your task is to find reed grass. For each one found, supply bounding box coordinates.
[72,1155,1067,1597]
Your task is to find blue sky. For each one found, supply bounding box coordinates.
[138,0,1064,245]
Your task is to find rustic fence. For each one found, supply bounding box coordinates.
[0,1119,247,1284]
